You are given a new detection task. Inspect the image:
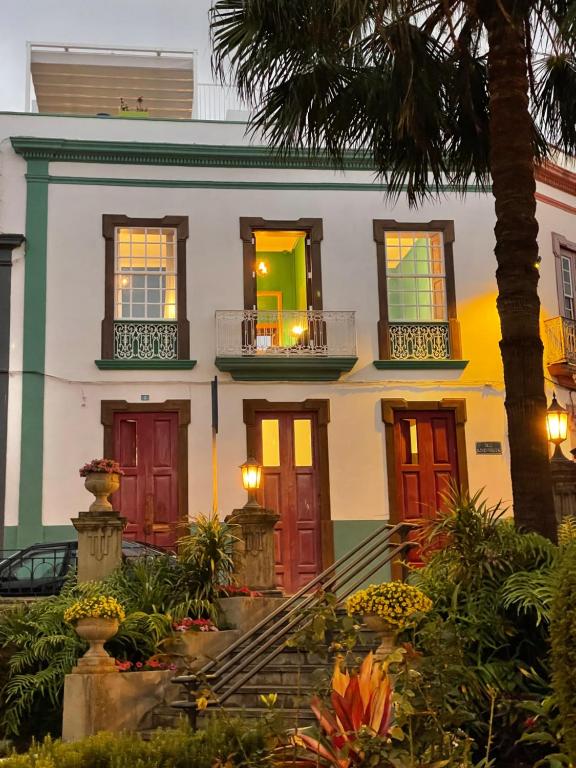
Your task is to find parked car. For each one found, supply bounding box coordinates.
[0,539,169,597]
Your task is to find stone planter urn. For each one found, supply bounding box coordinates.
[362,615,397,661]
[84,472,121,513]
[72,617,119,673]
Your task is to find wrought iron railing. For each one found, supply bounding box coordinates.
[215,310,356,357]
[545,316,576,366]
[114,321,178,360]
[172,522,416,725]
[389,322,450,360]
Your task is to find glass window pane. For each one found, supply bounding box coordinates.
[400,419,419,464]
[262,420,280,467]
[385,230,447,324]
[294,419,313,467]
[114,227,178,321]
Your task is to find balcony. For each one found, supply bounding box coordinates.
[388,322,450,361]
[373,320,467,370]
[545,316,576,385]
[27,43,249,122]
[95,320,196,370]
[215,310,358,380]
[114,321,178,360]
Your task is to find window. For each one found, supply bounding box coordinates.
[374,220,461,363]
[384,232,447,322]
[101,216,189,363]
[554,235,576,321]
[115,227,177,321]
[561,254,575,320]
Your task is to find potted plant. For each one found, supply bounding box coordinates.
[64,595,125,673]
[79,458,124,512]
[346,582,432,659]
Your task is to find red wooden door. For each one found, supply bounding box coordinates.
[393,410,459,562]
[113,412,179,549]
[254,412,321,593]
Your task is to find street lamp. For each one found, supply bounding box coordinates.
[546,393,569,459]
[240,457,263,509]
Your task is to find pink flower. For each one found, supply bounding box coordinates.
[135,662,143,668]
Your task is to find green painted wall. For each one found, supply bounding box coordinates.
[294,237,307,310]
[332,520,392,591]
[257,251,297,309]
[4,525,76,551]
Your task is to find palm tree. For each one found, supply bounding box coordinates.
[210,0,576,541]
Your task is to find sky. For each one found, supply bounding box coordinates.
[0,0,215,111]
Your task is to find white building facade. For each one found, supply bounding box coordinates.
[1,109,575,592]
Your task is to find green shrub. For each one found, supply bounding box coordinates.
[177,513,236,604]
[1,718,273,768]
[0,515,237,743]
[408,488,558,766]
[550,543,576,763]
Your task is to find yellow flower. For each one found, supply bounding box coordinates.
[196,696,209,711]
[259,692,278,708]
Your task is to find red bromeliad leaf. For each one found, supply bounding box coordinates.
[295,731,350,768]
[331,691,354,733]
[343,676,365,731]
[368,679,393,735]
[311,697,339,737]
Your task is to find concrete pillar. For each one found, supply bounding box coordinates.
[550,454,576,525]
[71,511,126,583]
[226,507,281,594]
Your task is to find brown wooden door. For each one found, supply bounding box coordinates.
[254,411,321,593]
[113,412,179,549]
[393,410,459,562]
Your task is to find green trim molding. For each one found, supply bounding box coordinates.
[95,359,197,370]
[215,356,358,381]
[12,137,374,171]
[373,359,469,370]
[18,159,49,547]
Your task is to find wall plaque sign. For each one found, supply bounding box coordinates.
[476,441,503,455]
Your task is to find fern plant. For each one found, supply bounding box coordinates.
[549,543,576,763]
[409,488,559,766]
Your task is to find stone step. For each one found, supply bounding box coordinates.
[198,707,317,727]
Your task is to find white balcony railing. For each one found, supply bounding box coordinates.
[216,310,357,357]
[194,84,250,121]
[114,321,178,360]
[545,316,576,366]
[389,322,450,360]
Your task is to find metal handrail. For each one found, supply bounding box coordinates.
[173,521,416,714]
[176,520,407,683]
[212,540,412,705]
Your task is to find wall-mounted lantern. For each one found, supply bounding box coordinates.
[546,393,569,459]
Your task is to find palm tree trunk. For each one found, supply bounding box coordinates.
[484,11,556,540]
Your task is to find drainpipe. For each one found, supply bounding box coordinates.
[0,235,25,549]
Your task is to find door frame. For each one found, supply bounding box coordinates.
[243,398,334,569]
[239,218,324,311]
[381,398,469,525]
[101,400,191,530]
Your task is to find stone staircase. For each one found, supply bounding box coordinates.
[141,522,411,735]
[165,612,379,731]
